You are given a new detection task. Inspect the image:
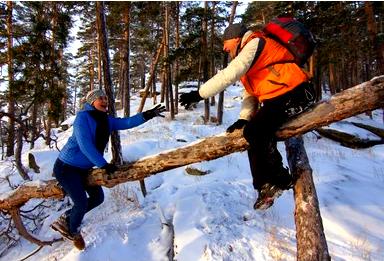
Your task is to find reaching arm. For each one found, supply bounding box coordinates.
[109,113,146,131]
[199,38,261,99]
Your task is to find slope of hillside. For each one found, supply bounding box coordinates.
[1,84,383,261]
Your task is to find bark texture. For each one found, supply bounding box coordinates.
[316,127,384,149]
[285,137,331,261]
[1,76,384,211]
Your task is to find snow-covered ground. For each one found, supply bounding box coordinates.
[1,83,383,261]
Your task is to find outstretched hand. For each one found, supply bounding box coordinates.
[179,91,203,109]
[226,119,248,133]
[143,104,166,120]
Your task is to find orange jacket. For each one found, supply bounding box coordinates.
[240,32,310,102]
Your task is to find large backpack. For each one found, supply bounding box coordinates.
[263,17,316,67]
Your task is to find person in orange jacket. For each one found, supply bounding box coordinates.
[180,23,315,210]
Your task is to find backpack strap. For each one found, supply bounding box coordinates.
[239,31,266,68]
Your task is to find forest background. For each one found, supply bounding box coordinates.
[0,1,384,259]
[0,1,383,163]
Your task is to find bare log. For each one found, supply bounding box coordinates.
[350,121,384,138]
[1,76,384,211]
[315,127,384,148]
[285,137,331,261]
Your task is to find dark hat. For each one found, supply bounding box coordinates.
[223,23,248,40]
[86,89,106,105]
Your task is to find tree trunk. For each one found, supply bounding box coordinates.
[217,1,237,125]
[137,36,164,113]
[209,2,216,107]
[96,1,122,164]
[174,1,180,115]
[122,3,131,117]
[285,137,331,261]
[46,2,59,147]
[202,2,210,124]
[365,2,384,75]
[161,68,166,103]
[315,127,384,149]
[15,126,30,181]
[6,1,15,157]
[89,48,95,91]
[164,3,174,120]
[29,95,39,150]
[2,76,383,210]
[329,59,336,94]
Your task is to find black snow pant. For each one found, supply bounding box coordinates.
[243,82,315,190]
[53,159,104,234]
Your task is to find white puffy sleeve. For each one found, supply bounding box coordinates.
[198,38,260,99]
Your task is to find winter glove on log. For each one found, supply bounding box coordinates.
[179,91,203,109]
[143,104,166,120]
[226,119,248,133]
[101,163,118,175]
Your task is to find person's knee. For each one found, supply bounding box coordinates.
[243,123,253,143]
[95,192,104,206]
[91,190,104,207]
[73,196,88,213]
[243,123,262,145]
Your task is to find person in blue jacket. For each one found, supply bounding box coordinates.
[50,89,165,249]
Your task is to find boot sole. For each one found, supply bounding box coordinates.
[254,189,283,210]
[50,224,86,250]
[50,223,72,239]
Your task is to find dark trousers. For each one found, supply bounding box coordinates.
[243,82,315,190]
[53,159,104,234]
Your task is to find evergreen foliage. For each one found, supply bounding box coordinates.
[0,1,383,159]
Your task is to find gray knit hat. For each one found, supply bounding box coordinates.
[223,23,248,40]
[86,89,106,105]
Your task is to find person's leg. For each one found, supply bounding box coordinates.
[54,159,88,235]
[243,103,286,190]
[84,185,104,213]
[243,96,296,209]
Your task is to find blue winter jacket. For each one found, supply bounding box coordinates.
[58,103,146,169]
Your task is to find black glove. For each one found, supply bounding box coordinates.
[143,104,166,120]
[101,163,117,174]
[226,119,248,133]
[179,91,203,109]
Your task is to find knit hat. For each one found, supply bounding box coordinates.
[223,23,248,41]
[86,89,106,105]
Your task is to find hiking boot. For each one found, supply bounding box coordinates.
[72,232,86,250]
[254,177,295,210]
[254,183,284,210]
[50,214,71,238]
[50,215,86,250]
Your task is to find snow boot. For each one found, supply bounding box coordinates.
[71,232,86,250]
[254,171,295,210]
[50,214,86,250]
[50,214,71,238]
[254,183,284,210]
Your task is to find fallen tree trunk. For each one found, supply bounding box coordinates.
[1,76,384,211]
[315,127,384,148]
[350,121,384,138]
